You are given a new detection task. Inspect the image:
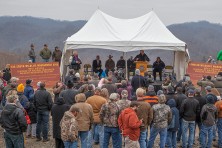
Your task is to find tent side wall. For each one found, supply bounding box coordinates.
[174,51,186,80]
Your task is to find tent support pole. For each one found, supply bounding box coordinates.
[173,51,176,78]
[124,52,128,80]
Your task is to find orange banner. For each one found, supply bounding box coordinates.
[187,62,222,86]
[10,62,60,89]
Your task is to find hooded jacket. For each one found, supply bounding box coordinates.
[0,103,27,135]
[166,99,179,131]
[143,91,159,107]
[17,92,29,110]
[73,95,93,131]
[51,97,70,139]
[24,85,34,100]
[118,108,142,141]
[60,111,78,142]
[201,104,217,126]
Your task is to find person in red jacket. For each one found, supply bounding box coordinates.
[118,101,142,148]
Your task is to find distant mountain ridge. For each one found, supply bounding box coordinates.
[0,16,222,64]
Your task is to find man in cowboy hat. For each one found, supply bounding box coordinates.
[105,55,115,76]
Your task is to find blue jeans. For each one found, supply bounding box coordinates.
[182,119,195,148]
[166,131,177,148]
[42,59,49,62]
[148,127,167,148]
[36,111,49,140]
[139,129,148,148]
[63,141,78,148]
[103,126,122,148]
[177,118,182,142]
[87,123,104,148]
[4,132,24,148]
[78,131,89,148]
[217,118,222,147]
[200,124,214,148]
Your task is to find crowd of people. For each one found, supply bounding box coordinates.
[1,60,222,148]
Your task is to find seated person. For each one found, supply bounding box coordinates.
[152,57,165,81]
[69,51,82,72]
[92,55,103,78]
[105,55,115,76]
[116,56,126,78]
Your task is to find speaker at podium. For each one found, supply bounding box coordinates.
[135,61,148,76]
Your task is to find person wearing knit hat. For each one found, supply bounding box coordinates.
[117,90,131,112]
[17,83,29,109]
[157,90,164,96]
[148,94,171,148]
[17,83,25,92]
[200,94,217,148]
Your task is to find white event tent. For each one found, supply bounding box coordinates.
[61,9,189,80]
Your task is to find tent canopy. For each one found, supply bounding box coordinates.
[61,9,188,80]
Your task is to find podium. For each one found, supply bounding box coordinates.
[135,61,148,76]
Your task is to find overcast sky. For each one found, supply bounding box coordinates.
[0,0,221,25]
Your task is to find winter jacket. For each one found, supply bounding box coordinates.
[51,97,70,139]
[28,49,36,58]
[105,59,115,70]
[17,92,29,110]
[24,85,34,101]
[53,85,64,103]
[166,99,179,132]
[100,101,120,127]
[116,59,126,69]
[60,111,78,142]
[180,97,200,121]
[73,96,93,131]
[215,100,222,118]
[84,90,94,99]
[39,48,52,59]
[2,68,11,82]
[174,92,187,111]
[153,60,165,71]
[118,108,142,141]
[131,75,146,92]
[197,80,215,96]
[165,93,176,104]
[101,82,117,94]
[201,104,217,126]
[152,103,172,129]
[0,103,27,135]
[59,89,78,106]
[116,99,131,112]
[117,85,132,100]
[26,101,37,124]
[143,91,158,107]
[52,50,62,61]
[217,50,222,61]
[86,95,107,123]
[33,88,53,111]
[212,76,222,88]
[194,95,206,123]
[136,98,153,131]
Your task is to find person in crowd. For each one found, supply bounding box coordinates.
[59,80,78,106]
[144,72,154,88]
[197,75,215,96]
[0,94,27,148]
[157,90,164,96]
[180,89,200,148]
[28,43,36,63]
[118,101,142,148]
[200,94,218,148]
[105,55,115,76]
[84,84,95,99]
[52,46,62,65]
[69,51,82,72]
[117,80,132,100]
[39,44,52,62]
[174,74,190,92]
[143,85,159,106]
[93,55,103,78]
[5,89,24,111]
[24,79,34,101]
[117,90,131,112]
[152,57,165,81]
[212,72,222,94]
[34,82,53,142]
[162,76,172,90]
[72,93,93,148]
[89,75,100,87]
[26,92,37,139]
[131,69,146,94]
[217,49,222,64]
[134,50,150,62]
[147,94,172,148]
[108,71,118,84]
[183,80,196,95]
[215,96,222,147]
[99,93,122,148]
[51,97,70,148]
[17,83,29,110]
[53,81,65,103]
[206,56,216,64]
[205,86,218,103]
[127,56,136,77]
[85,87,107,147]
[100,88,109,100]
[60,106,80,148]
[101,77,117,95]
[135,88,153,148]
[64,69,76,86]
[173,87,188,142]
[165,86,175,103]
[166,98,179,148]
[2,64,11,82]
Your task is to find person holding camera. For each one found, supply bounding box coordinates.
[69,51,82,73]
